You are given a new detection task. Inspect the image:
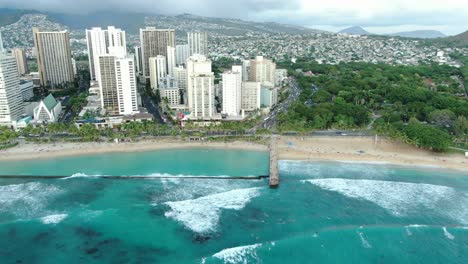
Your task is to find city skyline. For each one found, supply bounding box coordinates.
[0,0,466,35]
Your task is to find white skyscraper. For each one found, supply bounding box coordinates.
[176,44,190,65]
[107,26,127,54]
[0,54,23,125]
[187,55,215,118]
[167,46,176,77]
[33,28,74,88]
[222,70,242,116]
[149,55,167,90]
[188,32,208,56]
[241,82,261,112]
[86,26,126,81]
[140,27,175,77]
[98,48,138,116]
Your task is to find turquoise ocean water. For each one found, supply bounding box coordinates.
[0,149,467,263]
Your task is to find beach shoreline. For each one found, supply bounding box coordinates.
[0,136,466,171]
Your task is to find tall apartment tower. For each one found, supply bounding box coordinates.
[188,32,208,56]
[186,55,215,118]
[33,28,74,88]
[0,32,4,53]
[140,27,175,77]
[167,46,176,77]
[176,44,190,65]
[97,48,138,116]
[12,48,28,75]
[0,54,23,125]
[134,46,142,74]
[149,55,167,90]
[222,70,242,116]
[249,56,276,86]
[242,60,251,82]
[86,26,126,81]
[241,82,261,112]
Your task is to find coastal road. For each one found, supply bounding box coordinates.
[258,77,301,129]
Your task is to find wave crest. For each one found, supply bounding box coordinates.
[164,187,262,233]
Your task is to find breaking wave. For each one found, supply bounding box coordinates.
[0,182,62,218]
[164,187,262,233]
[279,160,394,179]
[303,178,468,224]
[442,227,455,240]
[212,243,262,264]
[40,214,68,224]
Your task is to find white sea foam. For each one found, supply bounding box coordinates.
[62,173,101,179]
[280,160,393,179]
[164,187,261,233]
[405,227,412,236]
[407,224,429,228]
[0,182,62,218]
[40,214,68,224]
[213,243,261,264]
[357,231,372,248]
[442,227,455,240]
[303,178,468,224]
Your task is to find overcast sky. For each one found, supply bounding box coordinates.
[1,0,467,35]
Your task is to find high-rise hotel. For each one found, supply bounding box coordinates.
[188,32,208,56]
[97,47,138,116]
[86,26,126,81]
[0,53,23,126]
[33,28,74,88]
[139,27,175,77]
[187,55,215,118]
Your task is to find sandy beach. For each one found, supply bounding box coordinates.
[0,139,268,161]
[0,136,467,171]
[278,136,468,171]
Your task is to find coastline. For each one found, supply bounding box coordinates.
[0,139,268,161]
[0,136,467,171]
[277,136,468,172]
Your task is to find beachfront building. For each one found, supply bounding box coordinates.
[176,44,190,65]
[98,48,139,116]
[241,82,261,112]
[222,70,242,116]
[187,55,215,118]
[86,26,127,81]
[140,27,175,77]
[188,32,208,56]
[149,55,167,90]
[33,94,62,123]
[33,28,74,88]
[0,53,23,126]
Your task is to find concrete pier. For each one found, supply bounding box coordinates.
[269,136,279,188]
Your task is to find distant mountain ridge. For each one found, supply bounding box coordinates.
[0,8,321,35]
[388,30,446,39]
[339,26,370,35]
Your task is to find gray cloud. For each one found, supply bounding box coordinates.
[0,0,466,35]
